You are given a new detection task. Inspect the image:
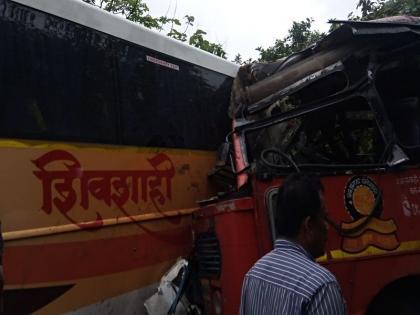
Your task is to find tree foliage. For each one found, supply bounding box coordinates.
[189,29,226,58]
[255,0,420,64]
[81,0,227,58]
[256,18,323,62]
[355,0,420,20]
[232,53,253,65]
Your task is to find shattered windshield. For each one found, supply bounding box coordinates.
[246,96,385,166]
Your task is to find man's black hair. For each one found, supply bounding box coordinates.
[275,173,324,238]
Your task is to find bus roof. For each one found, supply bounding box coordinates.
[12,0,239,77]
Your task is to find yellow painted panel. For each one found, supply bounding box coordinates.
[330,240,420,260]
[0,143,216,236]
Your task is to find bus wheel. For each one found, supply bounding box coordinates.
[365,275,420,315]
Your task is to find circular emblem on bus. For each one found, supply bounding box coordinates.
[344,176,382,219]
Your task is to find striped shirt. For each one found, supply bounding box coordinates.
[240,239,346,315]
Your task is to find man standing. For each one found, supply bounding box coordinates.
[240,173,346,315]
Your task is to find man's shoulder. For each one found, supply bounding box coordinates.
[306,259,337,284]
[247,248,338,295]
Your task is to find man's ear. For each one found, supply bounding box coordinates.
[302,216,312,234]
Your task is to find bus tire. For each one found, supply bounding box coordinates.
[365,275,420,315]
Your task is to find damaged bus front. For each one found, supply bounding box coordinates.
[192,16,420,315]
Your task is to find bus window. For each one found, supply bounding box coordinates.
[0,0,233,149]
[376,57,420,149]
[0,3,118,144]
[116,41,231,151]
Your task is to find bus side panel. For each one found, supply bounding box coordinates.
[215,209,259,315]
[1,144,215,314]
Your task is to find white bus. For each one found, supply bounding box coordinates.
[0,0,238,313]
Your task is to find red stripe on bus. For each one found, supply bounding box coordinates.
[4,227,192,285]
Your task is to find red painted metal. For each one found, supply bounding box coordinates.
[195,198,258,314]
[5,226,191,284]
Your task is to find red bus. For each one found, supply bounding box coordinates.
[193,16,420,315]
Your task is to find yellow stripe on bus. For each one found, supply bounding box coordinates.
[0,138,216,156]
[3,207,198,242]
[329,240,420,260]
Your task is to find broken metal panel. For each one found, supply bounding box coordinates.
[233,15,420,110]
[243,43,360,106]
[246,61,346,115]
[144,259,201,315]
[331,16,420,36]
